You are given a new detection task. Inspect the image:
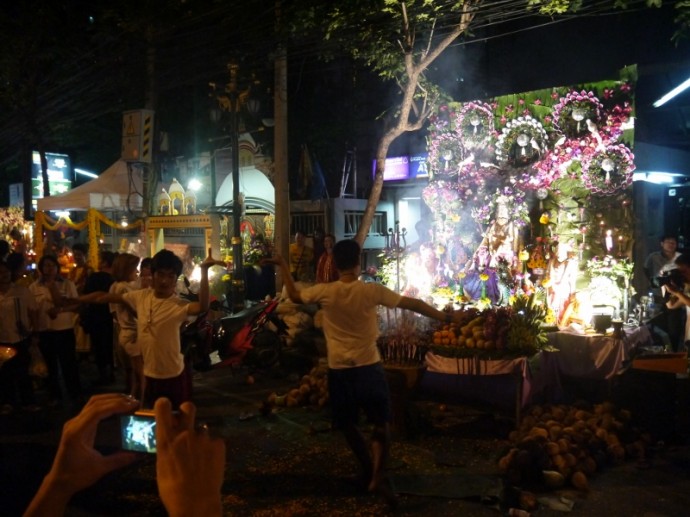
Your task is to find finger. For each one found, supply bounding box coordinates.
[178,401,197,432]
[69,394,139,434]
[154,397,175,450]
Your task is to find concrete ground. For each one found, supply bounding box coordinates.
[2,360,690,516]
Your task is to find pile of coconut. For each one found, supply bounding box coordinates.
[266,365,329,409]
[498,402,650,491]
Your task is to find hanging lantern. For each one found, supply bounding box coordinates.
[516,133,530,156]
[571,107,585,132]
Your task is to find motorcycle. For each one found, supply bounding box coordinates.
[179,278,287,373]
[212,298,287,371]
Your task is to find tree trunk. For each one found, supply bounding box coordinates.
[353,1,476,247]
[354,128,402,247]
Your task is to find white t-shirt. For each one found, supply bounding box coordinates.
[110,281,141,356]
[300,280,402,369]
[121,289,190,379]
[0,284,37,343]
[29,279,78,331]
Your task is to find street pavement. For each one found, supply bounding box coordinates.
[2,360,690,516]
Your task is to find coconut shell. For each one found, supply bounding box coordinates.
[571,470,589,491]
[542,470,565,488]
[546,441,560,456]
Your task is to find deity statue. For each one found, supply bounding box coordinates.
[478,195,520,269]
[546,238,579,323]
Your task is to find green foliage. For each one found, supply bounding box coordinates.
[527,0,583,15]
[673,1,690,43]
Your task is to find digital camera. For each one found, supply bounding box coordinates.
[656,268,684,288]
[120,410,157,453]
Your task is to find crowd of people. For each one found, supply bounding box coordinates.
[10,234,466,514]
[288,229,339,284]
[0,235,224,415]
[7,228,690,513]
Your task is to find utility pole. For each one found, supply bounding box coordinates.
[274,0,290,290]
[211,61,251,312]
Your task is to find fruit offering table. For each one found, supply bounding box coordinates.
[421,352,541,424]
[419,326,654,424]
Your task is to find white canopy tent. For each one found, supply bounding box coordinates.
[37,160,144,212]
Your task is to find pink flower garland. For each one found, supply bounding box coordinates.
[581,144,635,195]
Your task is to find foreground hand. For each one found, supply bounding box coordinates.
[25,394,140,516]
[200,247,227,270]
[155,397,225,517]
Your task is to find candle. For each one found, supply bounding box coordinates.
[605,230,613,253]
[618,235,623,254]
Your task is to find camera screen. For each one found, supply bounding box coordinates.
[120,414,157,453]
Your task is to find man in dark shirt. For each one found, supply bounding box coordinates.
[82,251,116,384]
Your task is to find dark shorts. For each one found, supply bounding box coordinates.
[144,363,192,409]
[328,362,391,429]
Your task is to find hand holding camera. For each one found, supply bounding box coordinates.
[26,395,226,517]
[154,397,226,517]
[25,394,140,516]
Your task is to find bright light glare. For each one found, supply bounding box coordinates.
[653,77,690,108]
[633,171,683,184]
[75,168,98,178]
[55,210,70,218]
[188,178,203,191]
[647,172,678,184]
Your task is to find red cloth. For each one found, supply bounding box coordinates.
[315,252,339,283]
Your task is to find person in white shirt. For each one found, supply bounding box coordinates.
[0,260,40,413]
[110,253,145,400]
[78,249,224,408]
[263,240,465,507]
[29,255,82,405]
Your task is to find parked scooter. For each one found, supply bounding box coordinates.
[178,277,287,373]
[212,298,286,371]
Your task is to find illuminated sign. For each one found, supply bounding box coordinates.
[31,151,73,198]
[372,154,428,181]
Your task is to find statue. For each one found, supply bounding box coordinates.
[546,238,579,323]
[477,194,520,269]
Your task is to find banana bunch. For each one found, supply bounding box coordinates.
[507,293,548,355]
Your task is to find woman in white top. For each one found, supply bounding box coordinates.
[0,260,39,413]
[110,253,145,400]
[29,255,82,404]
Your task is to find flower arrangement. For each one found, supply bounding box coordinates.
[455,101,495,150]
[581,144,635,195]
[552,90,604,137]
[494,116,548,168]
[600,100,634,143]
[534,133,599,183]
[427,131,464,178]
[0,206,29,239]
[455,161,499,202]
[471,186,531,228]
[243,235,271,266]
[422,180,463,213]
[586,255,633,281]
